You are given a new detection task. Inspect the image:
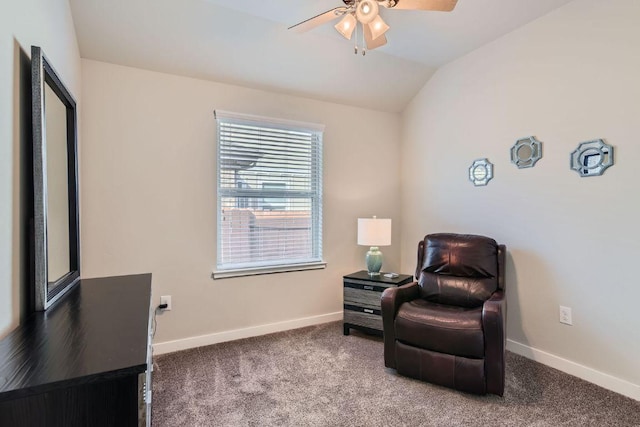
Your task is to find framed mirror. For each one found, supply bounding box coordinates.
[469,158,494,186]
[570,139,614,177]
[32,46,80,311]
[511,136,543,168]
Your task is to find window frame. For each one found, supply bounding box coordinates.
[212,110,326,279]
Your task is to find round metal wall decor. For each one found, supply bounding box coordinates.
[469,158,493,186]
[511,136,542,168]
[570,139,614,177]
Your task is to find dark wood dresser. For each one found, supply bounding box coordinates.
[0,274,153,427]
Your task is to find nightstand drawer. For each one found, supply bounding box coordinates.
[344,287,382,310]
[342,271,413,336]
[343,280,390,292]
[344,309,382,331]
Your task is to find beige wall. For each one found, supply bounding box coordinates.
[80,59,402,345]
[0,0,81,337]
[401,0,640,393]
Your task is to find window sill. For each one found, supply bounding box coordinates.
[212,261,327,280]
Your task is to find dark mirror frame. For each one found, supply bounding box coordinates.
[32,46,80,311]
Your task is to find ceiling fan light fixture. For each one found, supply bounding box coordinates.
[368,14,389,40]
[288,0,457,56]
[356,0,379,24]
[334,13,357,40]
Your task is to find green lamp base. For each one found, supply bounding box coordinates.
[365,246,383,276]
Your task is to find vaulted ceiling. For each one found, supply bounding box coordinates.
[69,0,573,112]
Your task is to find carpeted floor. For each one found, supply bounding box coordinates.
[152,322,640,426]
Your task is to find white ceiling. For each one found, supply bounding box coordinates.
[69,0,573,112]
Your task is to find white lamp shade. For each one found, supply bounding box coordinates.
[357,218,392,246]
[334,13,357,40]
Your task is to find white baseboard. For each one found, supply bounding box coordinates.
[507,339,639,401]
[153,311,343,355]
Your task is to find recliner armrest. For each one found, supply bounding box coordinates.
[381,282,420,318]
[381,282,420,369]
[482,290,506,396]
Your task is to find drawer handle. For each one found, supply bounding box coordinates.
[363,285,374,290]
[363,309,374,314]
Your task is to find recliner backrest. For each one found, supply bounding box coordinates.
[417,233,499,308]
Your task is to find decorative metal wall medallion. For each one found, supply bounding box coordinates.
[469,158,494,186]
[511,136,542,168]
[570,139,614,177]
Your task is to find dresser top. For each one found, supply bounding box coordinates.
[343,270,413,285]
[0,274,152,401]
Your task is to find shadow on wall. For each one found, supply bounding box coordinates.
[11,39,34,324]
[505,251,523,344]
[504,248,562,401]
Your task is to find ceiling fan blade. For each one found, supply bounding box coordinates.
[364,24,387,50]
[288,8,345,33]
[387,0,458,11]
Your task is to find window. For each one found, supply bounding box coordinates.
[214,111,324,278]
[261,182,287,210]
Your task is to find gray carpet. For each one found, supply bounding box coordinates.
[152,322,640,426]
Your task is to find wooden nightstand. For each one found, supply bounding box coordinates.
[343,270,413,336]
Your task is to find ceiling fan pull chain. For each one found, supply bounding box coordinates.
[361,24,366,56]
[354,19,359,54]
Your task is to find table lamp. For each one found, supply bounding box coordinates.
[357,217,391,276]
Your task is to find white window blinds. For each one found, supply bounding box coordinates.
[215,111,324,274]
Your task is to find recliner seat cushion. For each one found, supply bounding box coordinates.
[395,299,484,359]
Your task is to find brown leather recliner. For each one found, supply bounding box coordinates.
[381,233,506,395]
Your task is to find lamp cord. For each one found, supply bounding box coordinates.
[152,304,167,339]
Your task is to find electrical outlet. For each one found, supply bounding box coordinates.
[559,305,572,325]
[160,295,172,311]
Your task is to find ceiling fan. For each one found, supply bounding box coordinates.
[288,0,458,55]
